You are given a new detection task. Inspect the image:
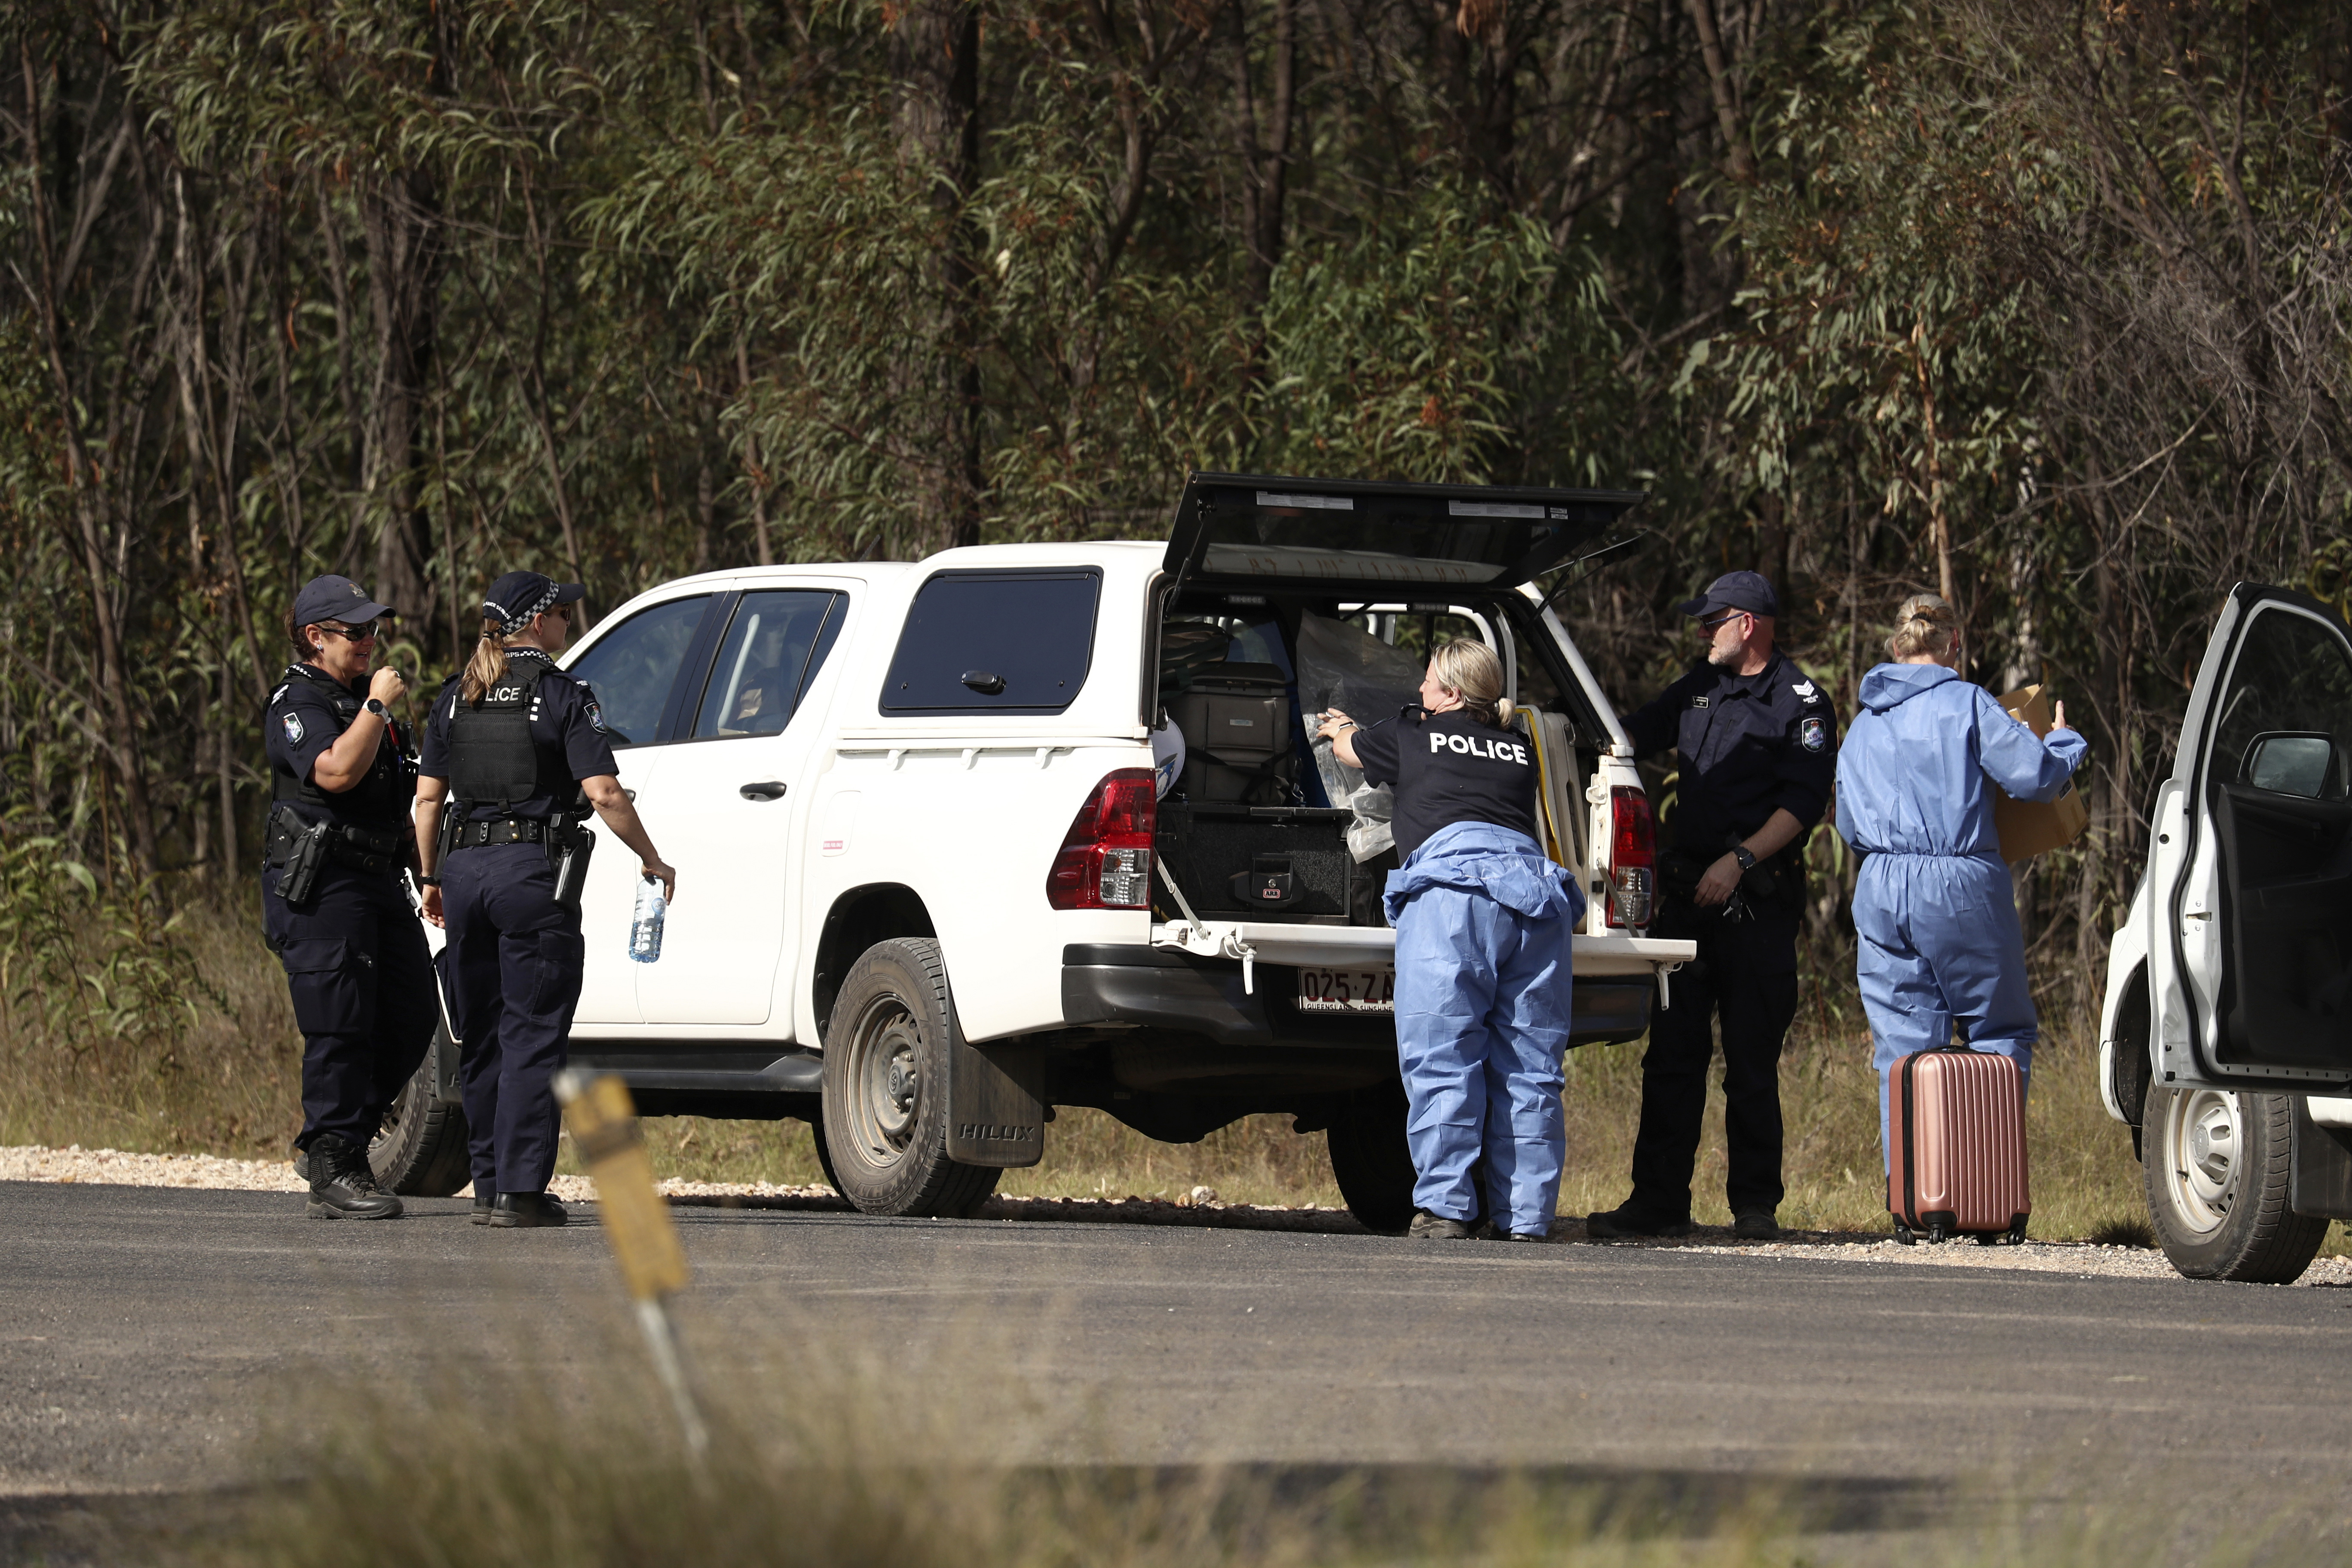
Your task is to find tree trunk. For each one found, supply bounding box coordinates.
[892,0,984,554]
[362,167,445,625]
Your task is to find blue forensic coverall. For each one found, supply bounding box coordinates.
[1834,664,2088,1164]
[1384,821,1586,1235]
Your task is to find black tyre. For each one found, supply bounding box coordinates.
[2142,1084,2327,1283]
[820,938,1001,1218]
[1326,1087,1418,1235]
[371,1020,472,1197]
[808,1116,844,1198]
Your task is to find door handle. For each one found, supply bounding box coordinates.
[961,669,1006,695]
[739,780,788,801]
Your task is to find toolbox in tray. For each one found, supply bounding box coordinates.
[1156,803,1363,922]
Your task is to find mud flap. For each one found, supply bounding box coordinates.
[946,1038,1046,1167]
[2291,1099,2352,1221]
[431,946,466,1107]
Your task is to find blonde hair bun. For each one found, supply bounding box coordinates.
[1886,592,1960,662]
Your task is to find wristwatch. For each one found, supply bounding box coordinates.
[1731,845,1758,872]
[364,697,390,719]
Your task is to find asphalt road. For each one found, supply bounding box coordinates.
[7,1181,2352,1555]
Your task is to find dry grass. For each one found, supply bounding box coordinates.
[134,1315,2343,1568]
[0,886,298,1156]
[3,898,2342,1253]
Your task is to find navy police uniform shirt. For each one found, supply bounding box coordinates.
[418,649,621,822]
[264,664,413,832]
[1623,648,1837,853]
[1350,707,1540,861]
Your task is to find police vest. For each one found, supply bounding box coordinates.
[446,661,576,814]
[268,665,410,826]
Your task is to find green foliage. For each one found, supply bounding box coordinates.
[1256,187,1596,484]
[0,818,217,1061]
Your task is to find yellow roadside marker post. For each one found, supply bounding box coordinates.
[553,1068,710,1459]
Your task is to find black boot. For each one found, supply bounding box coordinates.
[471,1184,496,1225]
[305,1134,403,1220]
[487,1192,568,1229]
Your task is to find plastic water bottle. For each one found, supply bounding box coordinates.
[629,877,666,964]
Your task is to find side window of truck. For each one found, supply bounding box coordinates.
[565,594,711,747]
[881,569,1101,715]
[689,590,847,739]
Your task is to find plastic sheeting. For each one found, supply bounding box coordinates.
[1294,613,1425,861]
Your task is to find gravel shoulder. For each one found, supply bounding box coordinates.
[9,1142,2349,1284]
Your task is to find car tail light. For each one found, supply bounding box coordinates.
[1606,785,1655,929]
[1047,769,1157,910]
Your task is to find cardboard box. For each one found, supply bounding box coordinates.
[1992,683,2089,863]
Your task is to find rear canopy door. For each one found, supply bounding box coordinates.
[1164,472,1644,595]
[2157,584,2352,1093]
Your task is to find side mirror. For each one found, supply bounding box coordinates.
[2244,732,2339,799]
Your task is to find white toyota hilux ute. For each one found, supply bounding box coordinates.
[2098,582,2352,1283]
[376,473,1696,1231]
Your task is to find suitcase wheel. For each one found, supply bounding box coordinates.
[2006,1220,2027,1246]
[1892,1221,1916,1246]
[1925,1224,1948,1245]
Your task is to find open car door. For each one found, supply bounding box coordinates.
[2150,583,2352,1094]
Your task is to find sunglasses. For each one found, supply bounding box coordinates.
[318,620,382,641]
[1700,611,1750,633]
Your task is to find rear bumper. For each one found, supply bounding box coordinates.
[1060,941,1663,1048]
[1136,921,1692,977]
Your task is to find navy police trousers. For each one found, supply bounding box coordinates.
[263,863,437,1152]
[442,841,586,1196]
[1626,898,1799,1222]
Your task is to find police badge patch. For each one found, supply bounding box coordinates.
[585,699,608,733]
[1800,716,1827,753]
[282,712,305,746]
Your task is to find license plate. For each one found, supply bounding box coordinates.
[1296,968,1396,1013]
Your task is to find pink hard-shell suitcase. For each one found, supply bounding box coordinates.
[1887,1046,2031,1245]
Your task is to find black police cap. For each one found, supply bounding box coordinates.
[1675,570,1780,620]
[292,575,396,628]
[483,571,586,635]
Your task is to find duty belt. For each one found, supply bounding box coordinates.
[265,813,406,876]
[453,816,554,849]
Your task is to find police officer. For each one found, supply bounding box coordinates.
[1588,571,1836,1243]
[1318,639,1585,1243]
[263,575,435,1220]
[414,571,676,1228]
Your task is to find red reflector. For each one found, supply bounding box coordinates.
[1607,785,1655,929]
[1047,769,1158,910]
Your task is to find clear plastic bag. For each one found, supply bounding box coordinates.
[1294,613,1426,862]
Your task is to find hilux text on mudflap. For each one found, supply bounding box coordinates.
[2098,582,2352,1282]
[367,473,1696,1232]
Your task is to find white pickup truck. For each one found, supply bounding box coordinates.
[369,472,1695,1231]
[2097,583,2352,1282]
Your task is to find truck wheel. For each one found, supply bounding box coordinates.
[371,1021,473,1197]
[821,939,1001,1218]
[1326,1087,1417,1235]
[2143,1085,2326,1283]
